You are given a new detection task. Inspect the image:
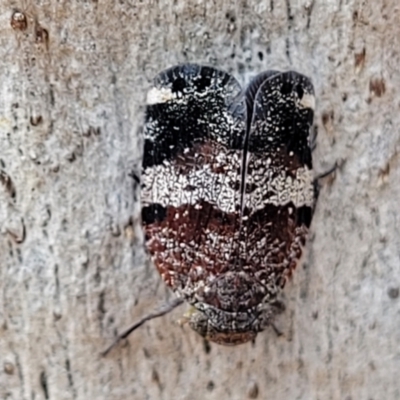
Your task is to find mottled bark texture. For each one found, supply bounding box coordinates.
[1,1,399,399]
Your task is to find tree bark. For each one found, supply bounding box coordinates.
[1,1,399,399]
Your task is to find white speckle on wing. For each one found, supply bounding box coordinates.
[146,87,175,105]
[142,152,314,212]
[299,93,315,110]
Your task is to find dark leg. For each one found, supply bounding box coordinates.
[313,161,338,199]
[315,162,338,181]
[270,322,283,337]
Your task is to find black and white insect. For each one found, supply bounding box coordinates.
[104,64,317,354]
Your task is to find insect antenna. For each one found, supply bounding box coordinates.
[102,297,183,356]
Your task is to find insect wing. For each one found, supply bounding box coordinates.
[141,64,247,297]
[241,71,316,289]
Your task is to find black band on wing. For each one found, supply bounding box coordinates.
[142,204,167,225]
[247,71,314,168]
[296,205,313,228]
[143,64,246,169]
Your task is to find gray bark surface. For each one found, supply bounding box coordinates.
[1,1,399,399]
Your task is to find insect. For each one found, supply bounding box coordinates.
[103,64,317,355]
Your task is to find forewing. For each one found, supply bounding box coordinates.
[242,71,316,290]
[141,64,246,298]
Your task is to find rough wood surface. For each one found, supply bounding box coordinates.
[1,1,399,399]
